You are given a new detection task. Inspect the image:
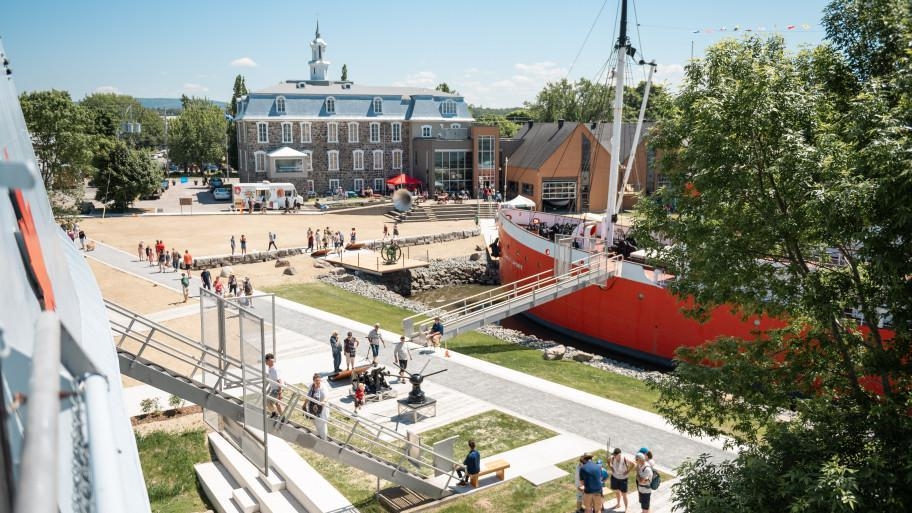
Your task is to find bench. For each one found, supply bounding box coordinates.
[472,459,510,486]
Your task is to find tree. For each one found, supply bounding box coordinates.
[169,98,228,170]
[633,18,911,511]
[341,64,348,81]
[475,114,520,138]
[435,82,457,95]
[227,75,248,170]
[19,90,94,216]
[524,78,673,122]
[80,93,165,148]
[93,139,161,210]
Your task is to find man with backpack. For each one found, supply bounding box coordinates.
[635,451,657,512]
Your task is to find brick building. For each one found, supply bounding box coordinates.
[234,25,499,197]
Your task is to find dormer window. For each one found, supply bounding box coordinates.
[325,96,336,114]
[441,100,456,116]
[373,97,383,114]
[276,96,286,114]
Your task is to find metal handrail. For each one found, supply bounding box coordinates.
[403,253,621,337]
[106,301,460,483]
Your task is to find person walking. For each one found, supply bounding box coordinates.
[349,227,357,244]
[304,373,329,438]
[343,332,358,371]
[307,228,314,252]
[157,250,167,273]
[329,330,342,374]
[182,250,193,277]
[454,440,481,487]
[635,452,654,513]
[145,245,153,265]
[138,241,145,261]
[609,448,634,511]
[243,276,253,297]
[240,234,247,255]
[200,268,212,291]
[393,223,399,238]
[171,248,180,273]
[267,231,278,251]
[265,353,285,420]
[77,229,86,250]
[180,273,190,303]
[228,274,238,296]
[230,235,236,255]
[578,453,605,513]
[284,196,290,214]
[394,336,411,380]
[366,323,386,364]
[213,276,224,296]
[382,224,389,239]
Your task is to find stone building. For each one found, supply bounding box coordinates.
[234,24,499,197]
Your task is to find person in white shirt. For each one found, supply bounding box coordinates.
[635,452,654,512]
[609,448,634,511]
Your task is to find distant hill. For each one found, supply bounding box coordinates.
[138,98,227,112]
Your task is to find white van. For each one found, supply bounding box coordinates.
[232,182,303,211]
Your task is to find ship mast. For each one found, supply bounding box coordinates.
[602,0,629,247]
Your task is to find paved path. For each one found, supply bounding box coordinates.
[89,238,729,511]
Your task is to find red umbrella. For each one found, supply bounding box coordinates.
[386,173,422,186]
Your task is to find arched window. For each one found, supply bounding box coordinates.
[325,96,336,114]
[275,96,286,114]
[373,97,383,114]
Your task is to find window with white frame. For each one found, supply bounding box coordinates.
[352,150,364,170]
[348,122,359,143]
[369,122,380,143]
[276,96,286,114]
[257,122,268,143]
[307,180,315,194]
[254,151,267,172]
[328,150,339,171]
[329,178,340,192]
[392,149,402,170]
[325,96,336,114]
[304,153,313,171]
[391,122,401,143]
[542,181,576,200]
[281,122,292,143]
[300,122,311,143]
[372,150,383,170]
[327,122,338,143]
[373,178,384,192]
[451,123,461,129]
[354,178,364,192]
[441,100,456,115]
[421,125,432,138]
[373,97,383,113]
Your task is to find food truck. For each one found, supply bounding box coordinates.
[232,181,303,211]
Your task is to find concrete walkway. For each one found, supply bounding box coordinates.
[88,238,729,512]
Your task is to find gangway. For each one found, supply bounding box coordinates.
[106,300,460,499]
[402,253,622,340]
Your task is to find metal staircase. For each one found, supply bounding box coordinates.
[106,300,460,499]
[402,253,622,339]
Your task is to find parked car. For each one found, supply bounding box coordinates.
[212,187,231,201]
[208,177,224,190]
[160,179,169,191]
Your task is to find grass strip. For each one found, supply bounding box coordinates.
[266,282,659,413]
[135,428,211,513]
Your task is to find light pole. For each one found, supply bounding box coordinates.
[503,156,509,200]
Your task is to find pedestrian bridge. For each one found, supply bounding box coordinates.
[402,253,622,341]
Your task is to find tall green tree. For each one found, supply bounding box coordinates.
[19,90,94,216]
[341,64,348,81]
[93,139,161,210]
[227,75,247,170]
[525,78,673,122]
[80,93,165,148]
[633,9,911,509]
[169,98,228,170]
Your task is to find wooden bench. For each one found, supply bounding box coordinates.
[475,459,510,484]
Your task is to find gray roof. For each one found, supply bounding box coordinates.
[238,80,472,121]
[505,121,652,170]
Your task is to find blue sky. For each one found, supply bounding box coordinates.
[2,0,831,108]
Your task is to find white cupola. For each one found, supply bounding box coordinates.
[308,22,330,81]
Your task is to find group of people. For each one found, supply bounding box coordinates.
[62,223,88,250]
[305,226,357,252]
[329,324,413,378]
[264,354,330,438]
[138,240,194,276]
[576,447,659,513]
[228,234,248,255]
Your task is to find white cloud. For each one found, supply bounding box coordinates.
[392,71,438,88]
[230,57,257,68]
[458,61,569,108]
[93,85,120,94]
[182,83,209,94]
[655,63,686,91]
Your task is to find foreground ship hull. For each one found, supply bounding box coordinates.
[497,209,778,365]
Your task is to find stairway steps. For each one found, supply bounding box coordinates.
[195,462,245,513]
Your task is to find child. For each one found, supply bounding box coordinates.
[354,381,365,413]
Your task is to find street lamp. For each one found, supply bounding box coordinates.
[503,156,509,200]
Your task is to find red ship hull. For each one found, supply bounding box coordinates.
[497,209,781,365]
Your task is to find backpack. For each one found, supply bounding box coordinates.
[649,464,660,490]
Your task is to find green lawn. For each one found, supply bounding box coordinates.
[266,282,659,413]
[135,429,212,513]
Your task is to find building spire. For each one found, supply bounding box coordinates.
[315,20,320,38]
[309,22,330,81]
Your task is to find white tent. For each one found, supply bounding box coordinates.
[501,195,536,210]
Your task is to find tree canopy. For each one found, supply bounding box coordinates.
[524,77,674,123]
[633,1,911,509]
[19,90,94,216]
[227,75,247,170]
[168,98,227,169]
[80,93,165,148]
[93,139,161,210]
